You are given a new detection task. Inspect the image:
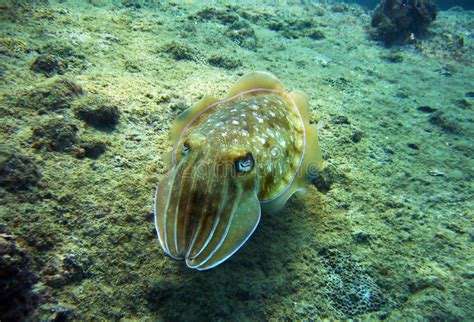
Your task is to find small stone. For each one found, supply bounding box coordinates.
[161,41,197,61]
[407,143,419,150]
[312,164,346,194]
[429,111,462,134]
[351,129,364,143]
[17,77,83,112]
[73,95,120,129]
[207,55,241,69]
[0,145,41,191]
[32,117,79,152]
[417,105,437,113]
[332,115,350,125]
[30,54,64,77]
[352,230,370,243]
[226,20,257,50]
[78,139,107,159]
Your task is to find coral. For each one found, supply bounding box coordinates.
[32,117,79,152]
[371,0,438,45]
[0,233,37,321]
[0,144,41,192]
[17,77,83,113]
[319,249,386,318]
[73,95,120,129]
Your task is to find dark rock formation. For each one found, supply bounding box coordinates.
[371,0,438,45]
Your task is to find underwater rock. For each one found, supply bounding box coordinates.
[454,98,471,110]
[0,37,29,56]
[38,40,86,72]
[276,18,325,40]
[312,164,346,194]
[42,250,92,288]
[190,6,240,25]
[417,105,437,113]
[319,249,386,318]
[429,111,462,134]
[0,144,41,192]
[351,128,364,143]
[121,0,142,9]
[161,41,197,61]
[371,0,438,46]
[0,233,37,321]
[380,52,404,63]
[352,230,371,243]
[73,95,119,129]
[226,20,257,50]
[207,54,242,69]
[18,77,83,113]
[30,54,64,77]
[76,139,107,159]
[32,117,79,152]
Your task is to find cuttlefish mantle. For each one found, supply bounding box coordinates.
[154,71,323,270]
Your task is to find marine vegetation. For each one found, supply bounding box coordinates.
[154,71,323,270]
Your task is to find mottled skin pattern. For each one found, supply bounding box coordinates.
[177,91,304,201]
[154,72,322,270]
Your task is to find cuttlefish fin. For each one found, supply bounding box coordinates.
[262,90,323,214]
[186,187,261,271]
[170,95,219,144]
[226,71,285,98]
[290,90,310,120]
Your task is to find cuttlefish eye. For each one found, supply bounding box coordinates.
[182,143,190,156]
[235,153,254,173]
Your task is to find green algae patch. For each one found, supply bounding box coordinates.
[16,77,83,113]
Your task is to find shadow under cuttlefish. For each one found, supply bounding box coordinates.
[147,191,326,320]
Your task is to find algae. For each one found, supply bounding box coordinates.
[0,0,473,320]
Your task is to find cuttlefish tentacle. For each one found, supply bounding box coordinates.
[187,177,229,260]
[186,166,224,259]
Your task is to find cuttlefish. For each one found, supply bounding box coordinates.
[154,71,323,270]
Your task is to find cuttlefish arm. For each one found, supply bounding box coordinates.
[154,162,261,271]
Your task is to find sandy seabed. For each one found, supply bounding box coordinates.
[0,0,473,320]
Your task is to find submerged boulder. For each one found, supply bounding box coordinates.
[17,77,83,113]
[73,95,120,129]
[0,145,41,191]
[32,117,79,152]
[371,0,438,45]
